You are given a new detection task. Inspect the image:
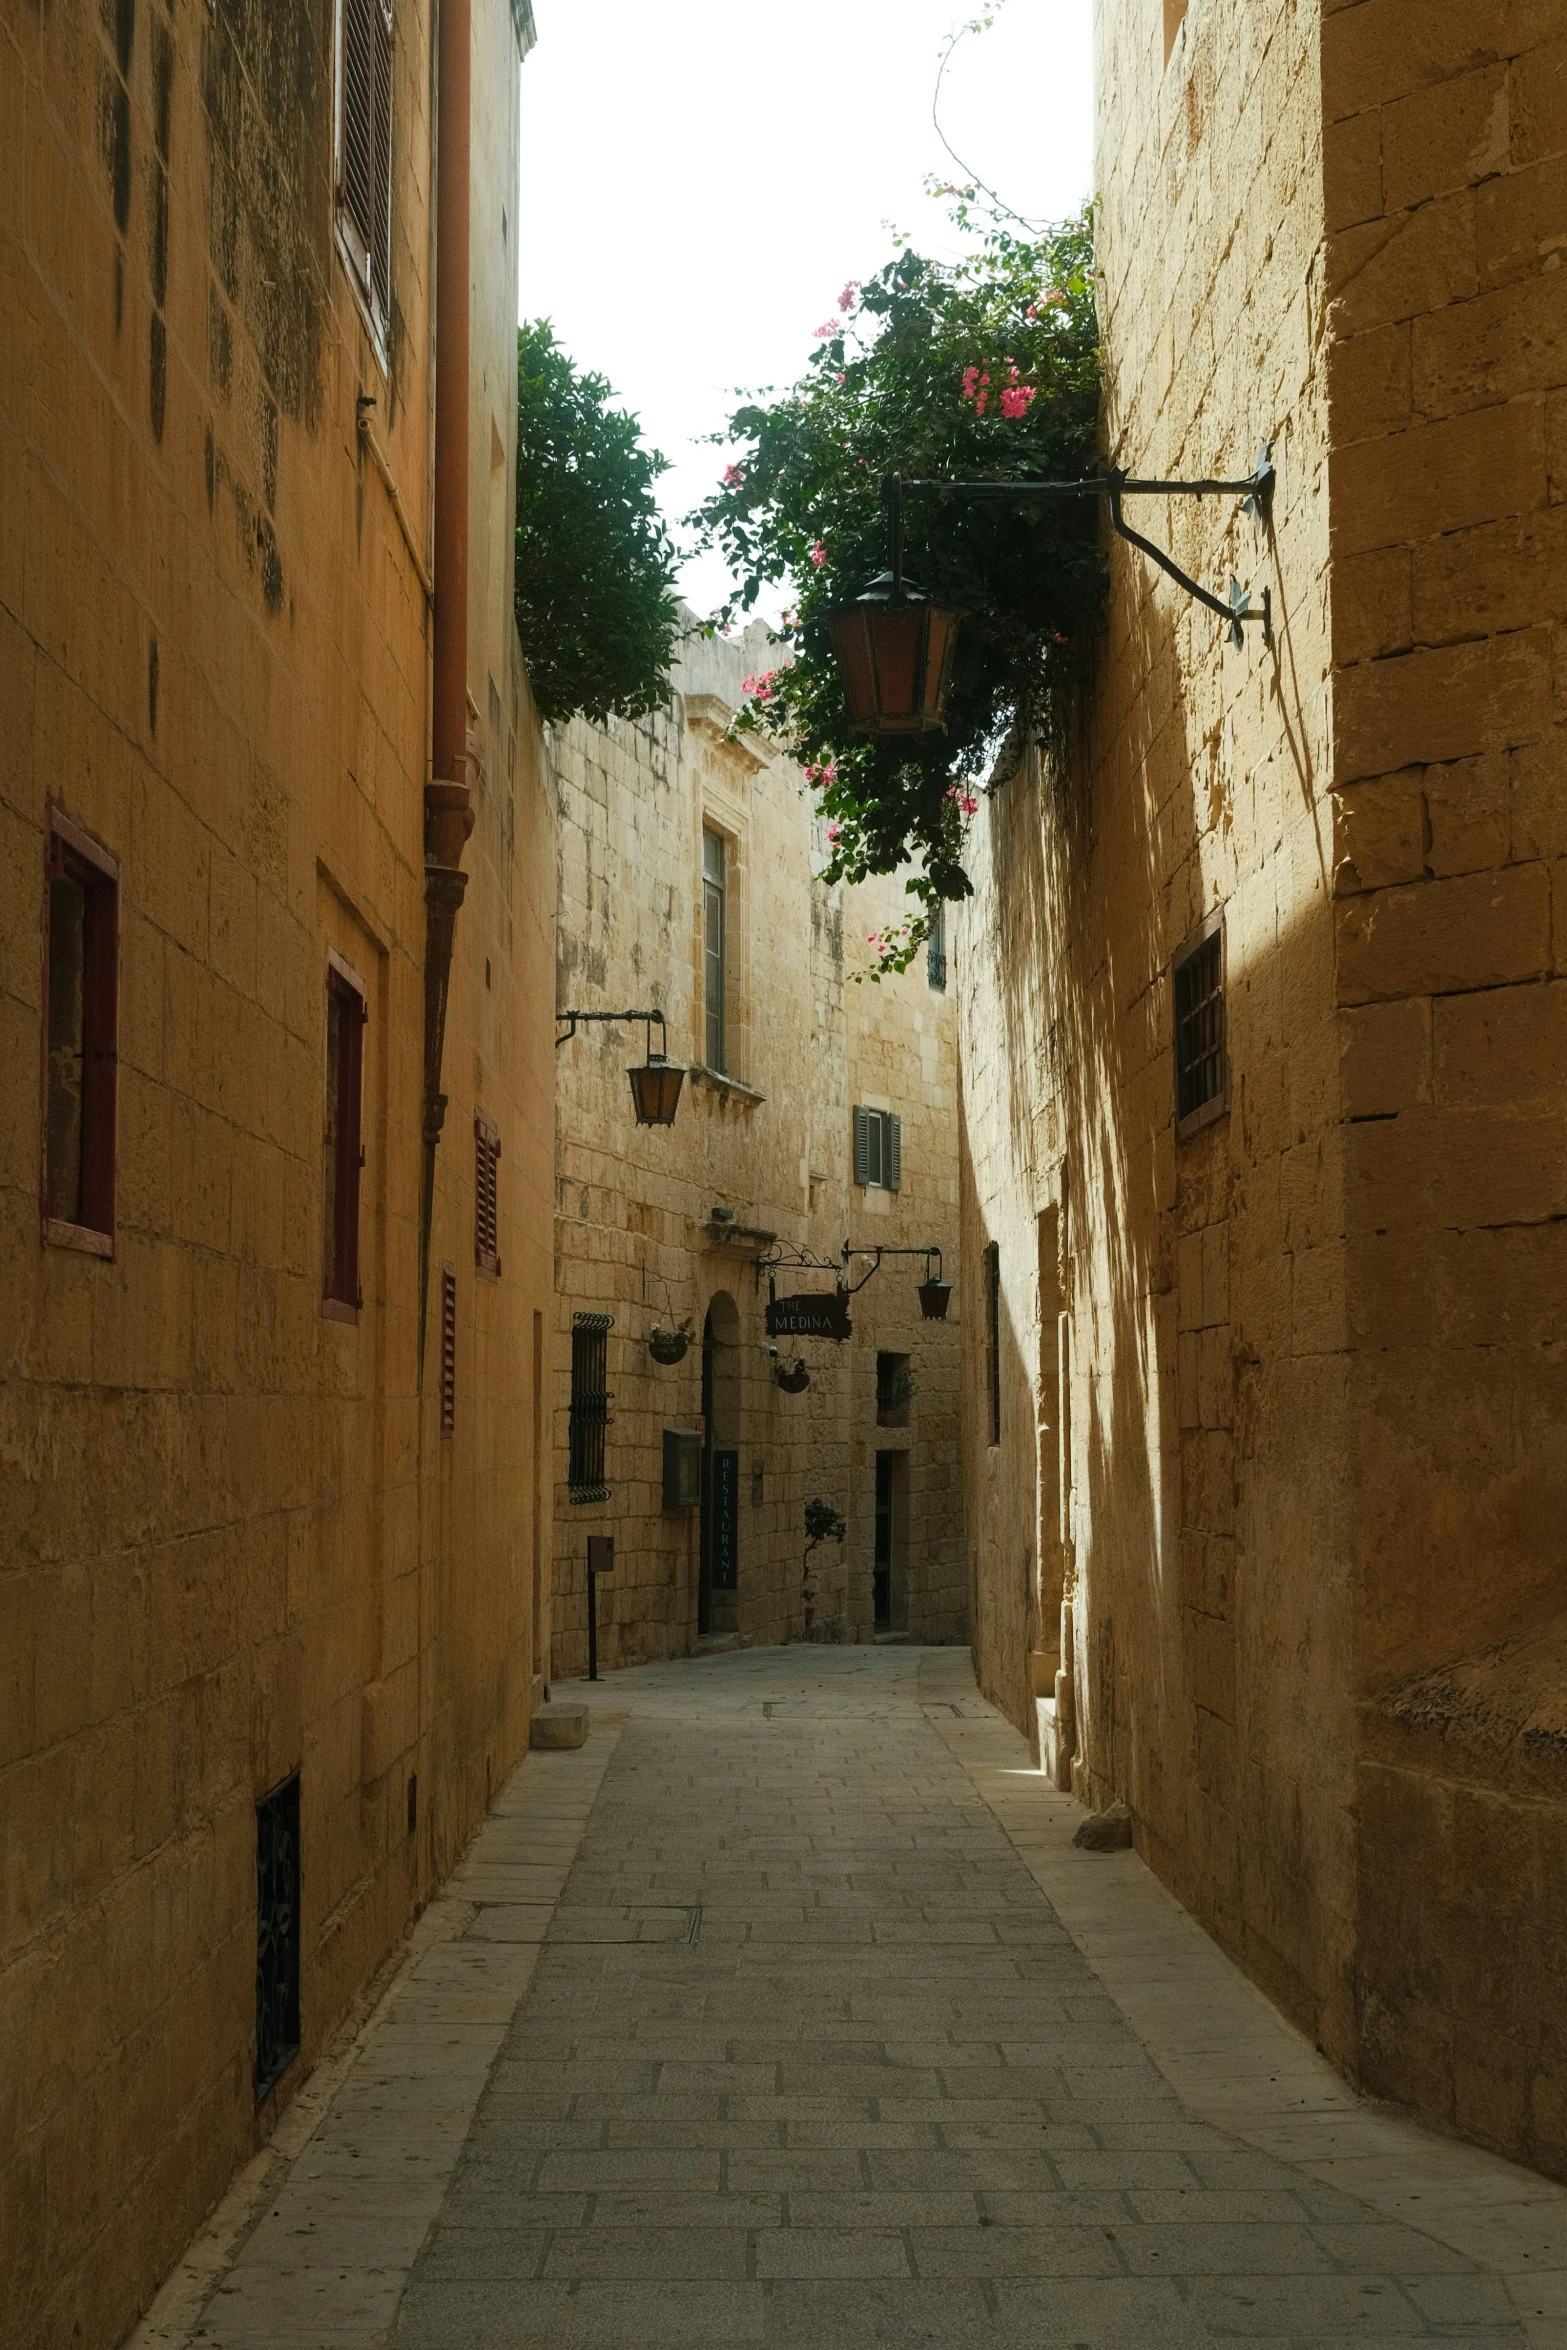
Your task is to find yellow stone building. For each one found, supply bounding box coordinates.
[0,3,556,2343]
[550,622,967,1671]
[961,0,1567,2181]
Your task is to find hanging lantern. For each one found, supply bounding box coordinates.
[827,575,960,737]
[917,1279,952,1322]
[629,1052,685,1127]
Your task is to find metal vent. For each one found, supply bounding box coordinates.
[440,1264,456,1433]
[474,1113,500,1277]
[569,1312,613,1501]
[1174,917,1227,1135]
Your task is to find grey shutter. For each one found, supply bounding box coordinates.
[852,1105,869,1187]
[887,1113,901,1192]
[341,0,374,256]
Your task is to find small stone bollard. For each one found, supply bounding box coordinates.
[530,1702,590,1751]
[1072,1799,1134,1852]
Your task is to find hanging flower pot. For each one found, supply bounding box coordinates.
[648,1321,692,1366]
[773,1356,810,1394]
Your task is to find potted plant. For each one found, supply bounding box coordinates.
[648,1318,693,1366]
[773,1355,810,1394]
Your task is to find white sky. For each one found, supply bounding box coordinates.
[517,2,1094,620]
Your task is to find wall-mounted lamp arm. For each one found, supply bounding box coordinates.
[840,1241,945,1297]
[556,1007,669,1057]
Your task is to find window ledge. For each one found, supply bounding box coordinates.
[43,1217,113,1258]
[322,1296,360,1325]
[689,1064,766,1104]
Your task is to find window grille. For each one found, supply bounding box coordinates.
[852,1105,901,1191]
[986,1242,1001,1448]
[1174,916,1227,1137]
[569,1312,613,1501]
[42,811,119,1248]
[255,1772,300,2100]
[702,827,726,1072]
[324,962,365,1311]
[927,905,947,992]
[474,1112,500,1278]
[440,1264,456,1433]
[338,0,393,341]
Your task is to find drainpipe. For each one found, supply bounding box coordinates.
[420,0,475,1367]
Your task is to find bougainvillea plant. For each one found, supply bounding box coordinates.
[691,201,1101,973]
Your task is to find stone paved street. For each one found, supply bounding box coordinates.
[135,1649,1567,2350]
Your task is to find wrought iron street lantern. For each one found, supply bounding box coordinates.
[826,454,1275,740]
[556,1007,685,1128]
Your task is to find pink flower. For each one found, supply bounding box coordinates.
[809,541,827,568]
[835,372,846,385]
[1000,385,1036,418]
[742,667,779,703]
[813,319,839,339]
[961,365,980,400]
[721,461,746,487]
[975,391,988,415]
[827,821,841,842]
[837,280,861,311]
[1053,631,1068,645]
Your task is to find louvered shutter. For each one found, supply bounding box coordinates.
[474,1112,500,1278]
[886,1113,902,1192]
[852,1105,869,1187]
[340,0,374,259]
[440,1264,456,1433]
[370,0,393,318]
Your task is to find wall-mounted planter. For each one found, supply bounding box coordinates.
[648,1325,692,1366]
[773,1357,810,1394]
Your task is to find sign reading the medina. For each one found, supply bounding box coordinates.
[766,1292,852,1342]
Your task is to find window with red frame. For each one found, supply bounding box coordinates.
[323,959,365,1314]
[43,811,119,1251]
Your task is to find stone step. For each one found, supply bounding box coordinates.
[529,1701,590,1751]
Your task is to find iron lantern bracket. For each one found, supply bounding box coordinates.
[839,1242,945,1297]
[556,1007,669,1060]
[900,443,1275,648]
[752,1238,844,1295]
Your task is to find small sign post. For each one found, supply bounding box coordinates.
[586,1536,614,1682]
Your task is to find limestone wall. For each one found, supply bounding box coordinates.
[1322,0,1567,2174]
[0,4,555,2343]
[961,0,1356,2046]
[551,623,965,1672]
[961,0,1567,2181]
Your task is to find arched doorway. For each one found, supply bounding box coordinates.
[699,1292,741,1637]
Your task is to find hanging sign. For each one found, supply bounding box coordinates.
[711,1450,740,1590]
[766,1291,852,1342]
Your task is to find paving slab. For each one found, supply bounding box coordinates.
[128,1648,1567,2350]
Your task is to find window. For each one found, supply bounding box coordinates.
[1173,912,1227,1138]
[439,1264,456,1432]
[852,1105,901,1191]
[255,1772,300,2100]
[985,1242,1001,1448]
[474,1111,500,1278]
[569,1311,613,1501]
[337,0,393,349]
[323,957,365,1314]
[877,1351,913,1427]
[702,827,726,1071]
[42,811,118,1252]
[1163,0,1189,63]
[926,904,947,992]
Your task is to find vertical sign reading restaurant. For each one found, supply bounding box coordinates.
[711,1449,739,1591]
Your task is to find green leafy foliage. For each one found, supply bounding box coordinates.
[691,204,1101,969]
[514,322,681,725]
[804,1498,848,1550]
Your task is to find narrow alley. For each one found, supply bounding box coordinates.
[132,1650,1566,2350]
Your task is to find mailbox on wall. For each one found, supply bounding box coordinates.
[662,1428,702,1511]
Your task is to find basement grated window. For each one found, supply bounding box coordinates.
[1173,913,1227,1138]
[255,1773,300,2100]
[569,1312,613,1502]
